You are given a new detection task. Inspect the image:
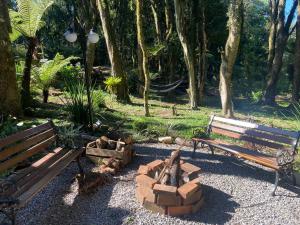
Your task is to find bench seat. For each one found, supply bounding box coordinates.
[192,137,279,170]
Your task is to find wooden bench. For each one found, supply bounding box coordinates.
[192,115,300,196]
[0,121,85,225]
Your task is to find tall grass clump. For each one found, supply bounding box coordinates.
[63,80,90,125]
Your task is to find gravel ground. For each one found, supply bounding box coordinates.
[3,143,300,225]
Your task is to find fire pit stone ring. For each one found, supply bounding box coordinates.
[135,158,204,216]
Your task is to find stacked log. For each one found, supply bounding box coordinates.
[86,135,134,174]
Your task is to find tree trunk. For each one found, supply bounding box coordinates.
[21,37,37,109]
[42,89,49,103]
[85,41,97,128]
[263,0,298,105]
[267,0,278,71]
[136,0,150,117]
[174,0,198,109]
[292,1,300,102]
[198,4,207,105]
[0,0,22,116]
[97,0,130,103]
[219,0,243,118]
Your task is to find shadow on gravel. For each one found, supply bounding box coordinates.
[181,184,239,224]
[18,160,131,225]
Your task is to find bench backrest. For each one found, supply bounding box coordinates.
[0,121,57,173]
[208,115,300,153]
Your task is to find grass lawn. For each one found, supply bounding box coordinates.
[1,92,300,172]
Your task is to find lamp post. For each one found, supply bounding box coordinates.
[64,27,99,130]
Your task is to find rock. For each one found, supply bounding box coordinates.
[158,136,173,144]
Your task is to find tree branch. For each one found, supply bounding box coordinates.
[289,24,297,35]
[285,0,298,32]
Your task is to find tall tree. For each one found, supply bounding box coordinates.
[262,0,298,105]
[174,0,198,109]
[268,0,279,71]
[292,0,300,102]
[96,0,130,103]
[136,0,150,116]
[10,0,54,109]
[0,0,22,116]
[219,0,243,117]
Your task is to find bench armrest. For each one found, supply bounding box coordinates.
[276,149,295,167]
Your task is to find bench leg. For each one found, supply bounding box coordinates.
[76,156,85,178]
[192,141,198,158]
[271,171,280,196]
[208,145,214,155]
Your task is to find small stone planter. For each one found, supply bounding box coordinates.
[135,159,204,216]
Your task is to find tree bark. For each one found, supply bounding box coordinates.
[0,0,22,116]
[174,0,198,109]
[198,4,207,105]
[263,0,298,105]
[219,0,243,118]
[268,0,279,71]
[21,37,37,109]
[292,0,300,102]
[136,0,150,117]
[97,0,130,103]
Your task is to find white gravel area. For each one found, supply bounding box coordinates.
[4,143,300,225]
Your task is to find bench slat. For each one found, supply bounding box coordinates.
[0,129,55,162]
[213,116,299,139]
[3,148,64,187]
[211,121,293,145]
[17,149,83,207]
[12,148,71,197]
[211,127,285,149]
[0,122,53,149]
[0,135,57,173]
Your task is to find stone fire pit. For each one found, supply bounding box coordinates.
[135,151,204,217]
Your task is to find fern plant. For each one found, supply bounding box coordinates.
[9,0,54,39]
[104,76,122,94]
[33,53,77,103]
[9,0,54,108]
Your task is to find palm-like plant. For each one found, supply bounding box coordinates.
[9,0,54,108]
[33,53,77,103]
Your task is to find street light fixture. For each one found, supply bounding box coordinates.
[64,27,100,130]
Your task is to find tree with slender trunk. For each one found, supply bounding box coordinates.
[268,0,279,71]
[136,0,150,117]
[292,0,300,102]
[10,0,54,109]
[219,0,243,118]
[97,0,130,103]
[0,0,22,116]
[174,0,198,109]
[262,0,298,105]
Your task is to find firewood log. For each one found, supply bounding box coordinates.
[116,139,126,151]
[107,140,117,150]
[96,136,109,149]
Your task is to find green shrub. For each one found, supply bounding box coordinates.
[104,76,122,94]
[0,116,19,138]
[63,80,90,125]
[92,89,106,111]
[250,90,263,103]
[133,119,149,132]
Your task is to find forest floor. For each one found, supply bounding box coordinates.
[10,144,300,225]
[3,90,300,171]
